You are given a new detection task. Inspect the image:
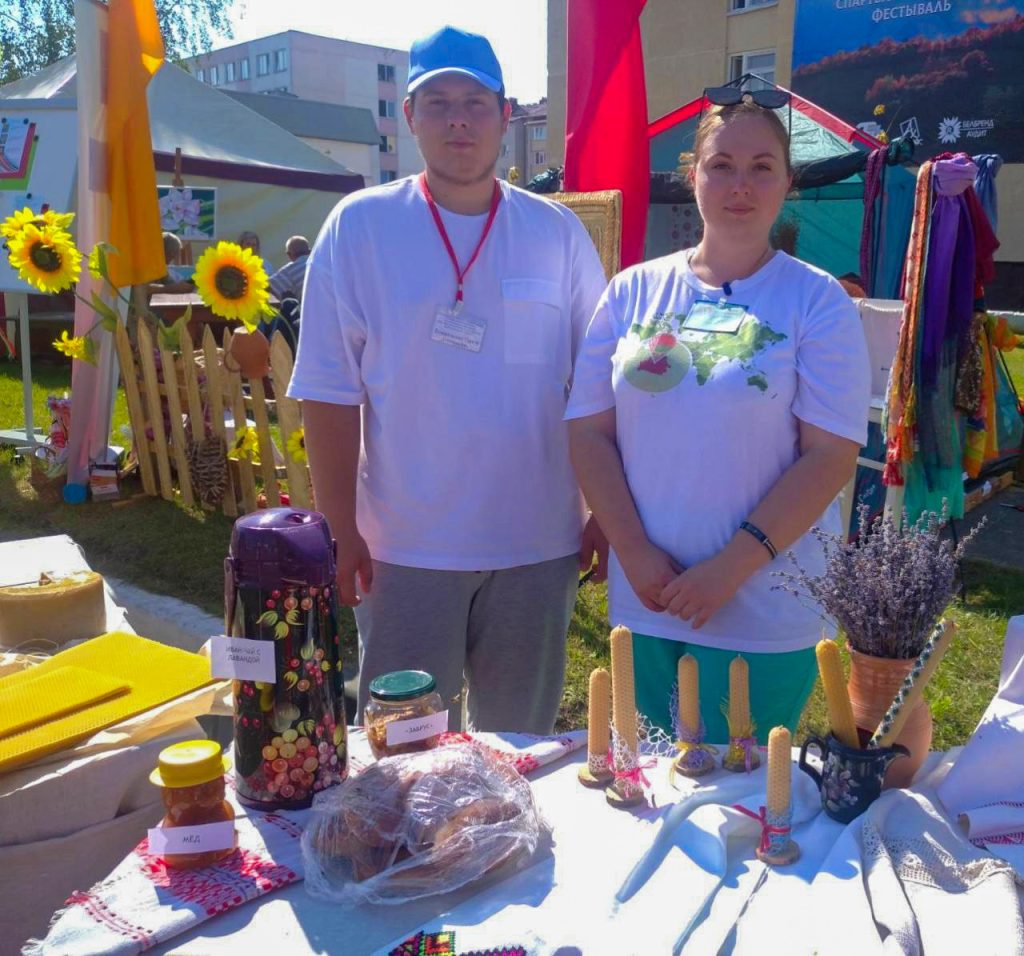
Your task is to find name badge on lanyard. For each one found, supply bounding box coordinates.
[430,307,487,353]
[420,173,502,350]
[682,299,749,334]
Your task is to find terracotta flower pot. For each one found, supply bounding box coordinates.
[847,646,933,789]
[225,329,270,379]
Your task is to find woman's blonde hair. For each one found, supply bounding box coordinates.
[679,99,792,177]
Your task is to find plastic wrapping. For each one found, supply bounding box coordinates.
[301,743,544,904]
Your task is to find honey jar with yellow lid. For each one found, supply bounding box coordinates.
[150,740,236,869]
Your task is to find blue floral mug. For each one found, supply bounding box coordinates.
[798,733,909,824]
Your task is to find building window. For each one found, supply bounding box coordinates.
[226,61,236,82]
[378,99,396,119]
[196,67,205,83]
[530,124,546,140]
[379,135,396,153]
[240,58,250,80]
[377,64,396,82]
[381,170,398,183]
[534,151,545,166]
[729,49,776,85]
[257,53,270,76]
[209,64,219,86]
[729,0,776,9]
[274,48,288,72]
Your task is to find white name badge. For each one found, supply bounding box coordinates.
[385,709,449,746]
[147,820,236,856]
[430,308,486,353]
[210,635,276,683]
[682,299,749,334]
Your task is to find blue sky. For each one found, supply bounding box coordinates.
[225,0,549,102]
[793,0,1022,67]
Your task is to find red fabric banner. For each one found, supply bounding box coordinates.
[564,0,649,269]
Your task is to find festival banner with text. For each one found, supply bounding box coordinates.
[792,0,1024,161]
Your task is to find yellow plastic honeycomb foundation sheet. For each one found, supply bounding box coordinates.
[0,631,214,772]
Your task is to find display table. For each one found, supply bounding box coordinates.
[32,729,1024,956]
[0,536,210,953]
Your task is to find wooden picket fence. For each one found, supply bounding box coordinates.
[113,321,311,516]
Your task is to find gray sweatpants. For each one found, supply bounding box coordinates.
[353,554,579,734]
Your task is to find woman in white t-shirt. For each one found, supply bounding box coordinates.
[566,97,870,743]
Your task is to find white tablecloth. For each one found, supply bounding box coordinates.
[147,742,1024,956]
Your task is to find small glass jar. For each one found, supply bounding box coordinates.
[150,740,237,869]
[365,670,446,759]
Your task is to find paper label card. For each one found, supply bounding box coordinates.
[385,709,449,746]
[147,820,236,856]
[430,308,486,352]
[210,635,276,683]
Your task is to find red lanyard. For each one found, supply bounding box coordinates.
[419,172,502,314]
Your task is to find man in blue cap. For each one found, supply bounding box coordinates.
[289,26,608,733]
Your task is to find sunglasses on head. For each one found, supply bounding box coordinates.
[703,86,791,110]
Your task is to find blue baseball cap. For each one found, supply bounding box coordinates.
[407,26,504,95]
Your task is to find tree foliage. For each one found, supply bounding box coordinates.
[0,0,233,85]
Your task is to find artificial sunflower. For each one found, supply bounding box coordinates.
[286,427,307,465]
[7,222,82,293]
[193,241,273,330]
[873,104,886,117]
[52,330,96,364]
[1,207,74,242]
[227,425,261,464]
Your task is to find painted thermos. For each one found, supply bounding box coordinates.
[225,508,347,810]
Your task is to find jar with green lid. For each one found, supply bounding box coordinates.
[364,670,446,759]
[150,740,236,869]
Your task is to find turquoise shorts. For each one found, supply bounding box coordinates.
[631,632,818,744]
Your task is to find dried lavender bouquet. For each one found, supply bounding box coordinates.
[775,504,981,660]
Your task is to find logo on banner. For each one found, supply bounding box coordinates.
[938,117,962,144]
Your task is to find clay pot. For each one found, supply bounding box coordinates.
[847,646,933,789]
[225,329,270,379]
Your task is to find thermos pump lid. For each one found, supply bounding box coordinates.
[228,508,336,589]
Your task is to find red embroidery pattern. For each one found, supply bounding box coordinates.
[972,831,1024,848]
[138,843,297,917]
[436,734,541,776]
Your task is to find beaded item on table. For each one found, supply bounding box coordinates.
[869,619,954,749]
[389,930,528,956]
[670,683,717,776]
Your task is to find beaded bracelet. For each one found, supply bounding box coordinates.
[739,520,778,559]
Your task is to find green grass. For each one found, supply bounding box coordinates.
[0,360,130,439]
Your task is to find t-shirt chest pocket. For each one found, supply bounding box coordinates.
[502,278,564,366]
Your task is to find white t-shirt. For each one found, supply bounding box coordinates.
[566,250,871,652]
[288,176,608,570]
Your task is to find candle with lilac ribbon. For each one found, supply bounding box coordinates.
[723,656,761,773]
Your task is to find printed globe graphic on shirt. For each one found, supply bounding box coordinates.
[623,329,691,392]
[624,312,787,394]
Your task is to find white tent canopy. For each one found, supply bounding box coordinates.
[0,55,364,260]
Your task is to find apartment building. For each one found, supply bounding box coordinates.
[498,99,550,185]
[184,31,422,184]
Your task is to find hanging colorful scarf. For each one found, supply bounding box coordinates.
[884,161,934,486]
[859,145,887,297]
